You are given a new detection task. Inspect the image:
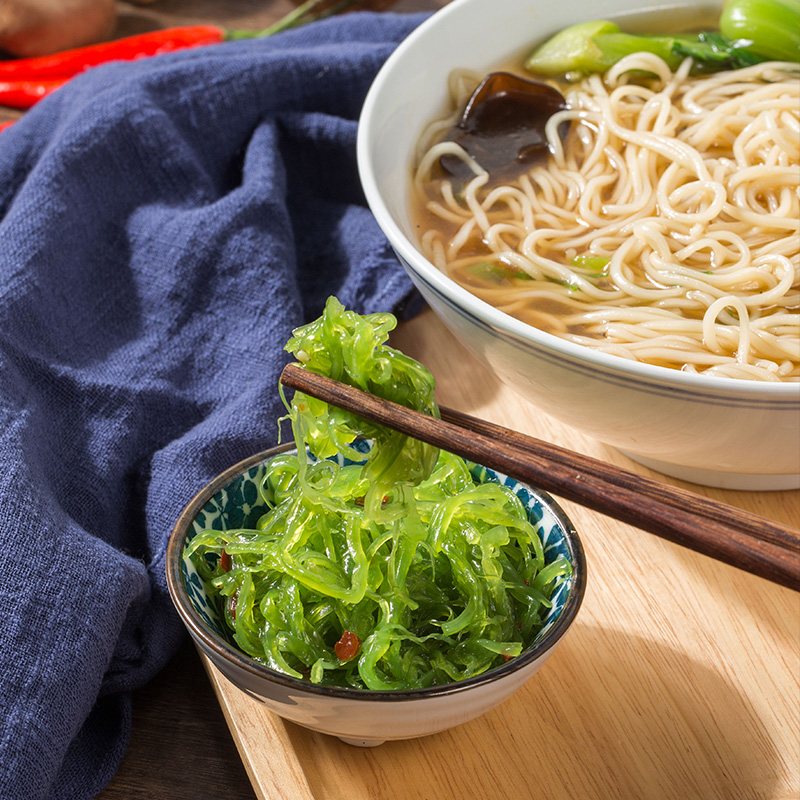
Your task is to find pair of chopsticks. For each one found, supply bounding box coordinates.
[280,362,800,592]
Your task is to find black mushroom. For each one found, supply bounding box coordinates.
[440,71,568,180]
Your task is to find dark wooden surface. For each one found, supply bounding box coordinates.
[56,1,445,798]
[101,639,258,799]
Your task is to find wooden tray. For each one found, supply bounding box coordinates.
[201,309,800,800]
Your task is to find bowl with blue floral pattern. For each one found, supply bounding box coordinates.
[166,441,586,747]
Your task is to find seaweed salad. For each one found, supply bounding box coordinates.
[186,297,572,690]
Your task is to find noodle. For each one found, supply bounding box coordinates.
[412,55,800,381]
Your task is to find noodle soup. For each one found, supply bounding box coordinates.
[411,10,800,382]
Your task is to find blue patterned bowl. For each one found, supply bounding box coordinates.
[166,442,586,746]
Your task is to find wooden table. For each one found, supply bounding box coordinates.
[52,2,793,798]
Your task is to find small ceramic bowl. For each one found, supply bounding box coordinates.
[166,442,586,747]
[357,0,800,490]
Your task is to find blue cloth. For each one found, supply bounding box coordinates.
[0,12,426,799]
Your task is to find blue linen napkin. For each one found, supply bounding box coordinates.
[0,12,427,799]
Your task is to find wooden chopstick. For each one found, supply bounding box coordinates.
[280,362,800,592]
[438,405,800,556]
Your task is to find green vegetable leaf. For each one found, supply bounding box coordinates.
[524,20,622,78]
[720,0,800,62]
[525,0,798,81]
[670,31,768,70]
[570,253,610,273]
[465,260,532,283]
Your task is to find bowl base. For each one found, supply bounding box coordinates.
[337,736,386,747]
[620,451,800,492]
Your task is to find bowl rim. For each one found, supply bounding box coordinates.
[166,441,588,701]
[356,0,800,400]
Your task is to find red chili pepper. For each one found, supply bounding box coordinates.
[219,550,232,572]
[0,78,67,110]
[334,630,361,661]
[0,119,15,133]
[0,26,225,81]
[0,3,396,111]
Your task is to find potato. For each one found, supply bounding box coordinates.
[0,0,117,57]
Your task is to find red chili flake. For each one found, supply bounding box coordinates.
[334,630,361,661]
[354,496,390,507]
[219,550,232,572]
[501,654,514,662]
[227,592,238,620]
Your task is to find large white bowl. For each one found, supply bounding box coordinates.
[357,0,800,491]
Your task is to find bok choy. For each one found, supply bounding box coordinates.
[525,0,800,79]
